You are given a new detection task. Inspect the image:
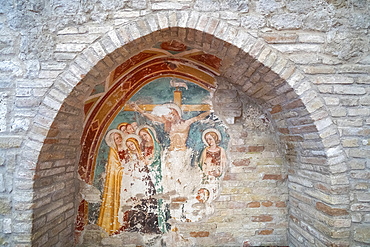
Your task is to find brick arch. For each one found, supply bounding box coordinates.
[23,12,349,247]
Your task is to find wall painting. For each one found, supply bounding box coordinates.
[80,77,229,240]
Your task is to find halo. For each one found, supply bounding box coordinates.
[117,122,128,130]
[105,129,125,149]
[136,125,158,142]
[202,128,222,146]
[122,134,142,149]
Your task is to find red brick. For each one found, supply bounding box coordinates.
[316,202,348,216]
[248,146,264,153]
[224,173,238,180]
[280,135,304,142]
[270,104,282,114]
[262,201,273,207]
[290,125,317,134]
[233,158,251,166]
[258,229,274,235]
[230,145,248,152]
[285,99,304,110]
[278,128,289,134]
[276,201,286,208]
[290,215,299,224]
[171,197,187,203]
[190,231,210,237]
[252,215,273,222]
[247,202,260,208]
[262,174,282,180]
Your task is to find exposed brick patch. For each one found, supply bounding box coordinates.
[171,197,187,202]
[289,124,317,134]
[278,128,289,134]
[230,145,248,152]
[258,229,274,235]
[252,215,273,222]
[233,158,251,166]
[316,202,348,216]
[263,174,282,180]
[247,202,261,208]
[190,231,210,237]
[290,215,299,224]
[280,135,304,142]
[261,201,273,207]
[248,146,264,153]
[224,173,238,180]
[285,99,304,110]
[276,201,286,208]
[270,104,282,114]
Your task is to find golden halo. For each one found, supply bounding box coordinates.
[117,122,128,130]
[122,134,142,149]
[202,128,222,146]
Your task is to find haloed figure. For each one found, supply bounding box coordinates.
[136,126,169,233]
[200,129,226,179]
[97,129,126,235]
[125,124,135,135]
[119,134,161,234]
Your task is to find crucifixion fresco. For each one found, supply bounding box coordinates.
[91,78,229,236]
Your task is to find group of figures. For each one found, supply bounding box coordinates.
[97,102,227,235]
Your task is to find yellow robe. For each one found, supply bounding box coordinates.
[97,148,123,235]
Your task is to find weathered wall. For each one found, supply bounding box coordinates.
[0,0,369,246]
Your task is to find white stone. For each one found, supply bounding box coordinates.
[0,93,7,132]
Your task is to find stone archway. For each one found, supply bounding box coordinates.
[20,13,349,247]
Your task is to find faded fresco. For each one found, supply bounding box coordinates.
[87,77,229,236]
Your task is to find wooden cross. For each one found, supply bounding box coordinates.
[123,88,211,112]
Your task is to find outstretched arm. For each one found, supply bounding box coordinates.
[129,102,164,123]
[186,110,210,125]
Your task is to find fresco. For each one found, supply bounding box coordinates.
[87,77,229,236]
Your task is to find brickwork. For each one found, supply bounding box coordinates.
[0,0,369,246]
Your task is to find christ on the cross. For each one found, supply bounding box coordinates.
[129,102,210,151]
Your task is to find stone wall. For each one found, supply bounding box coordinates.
[0,0,369,246]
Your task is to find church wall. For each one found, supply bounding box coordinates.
[0,0,369,246]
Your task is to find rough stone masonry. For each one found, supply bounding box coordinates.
[0,0,369,246]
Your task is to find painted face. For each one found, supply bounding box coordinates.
[126,141,137,151]
[139,130,151,143]
[131,122,138,130]
[196,188,209,203]
[125,124,134,134]
[119,126,126,132]
[165,109,179,122]
[205,133,216,146]
[113,133,123,145]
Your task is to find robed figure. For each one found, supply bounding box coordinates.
[97,129,126,235]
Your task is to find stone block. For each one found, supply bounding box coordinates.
[313,75,354,84]
[0,136,23,148]
[55,44,86,52]
[298,33,325,43]
[354,226,370,244]
[333,85,366,95]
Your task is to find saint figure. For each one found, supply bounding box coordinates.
[97,129,126,235]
